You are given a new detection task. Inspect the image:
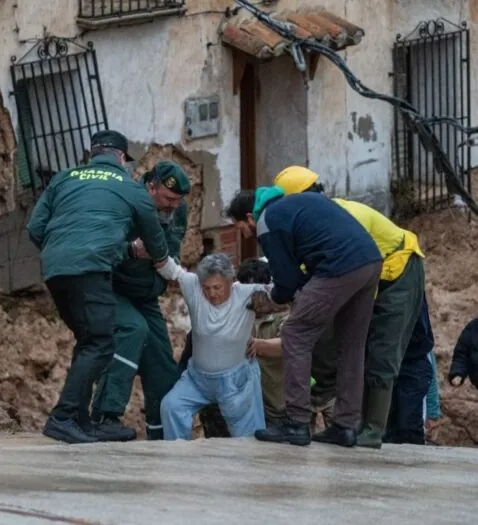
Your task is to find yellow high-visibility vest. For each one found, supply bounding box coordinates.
[333,198,424,281]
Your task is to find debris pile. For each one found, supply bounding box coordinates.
[404,209,478,446]
[0,90,16,216]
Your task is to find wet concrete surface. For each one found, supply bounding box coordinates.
[0,435,476,525]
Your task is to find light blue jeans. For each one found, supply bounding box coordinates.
[161,358,265,440]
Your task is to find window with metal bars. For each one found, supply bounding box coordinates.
[77,0,186,29]
[10,38,108,196]
[392,19,471,215]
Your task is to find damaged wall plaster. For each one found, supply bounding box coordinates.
[0,89,16,217]
[0,0,476,231]
[183,149,223,230]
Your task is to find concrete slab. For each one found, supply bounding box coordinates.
[0,437,476,525]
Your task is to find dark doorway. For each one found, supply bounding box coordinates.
[240,62,258,260]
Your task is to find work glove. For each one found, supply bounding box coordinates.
[155,257,182,281]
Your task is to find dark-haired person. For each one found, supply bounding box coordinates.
[226,187,382,447]
[91,160,190,442]
[27,131,171,444]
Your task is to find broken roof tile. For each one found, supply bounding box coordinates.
[221,7,365,60]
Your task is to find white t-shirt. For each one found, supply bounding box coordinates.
[178,270,269,373]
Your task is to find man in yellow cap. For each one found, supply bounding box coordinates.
[275,166,425,449]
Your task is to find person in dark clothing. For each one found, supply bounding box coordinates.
[384,295,434,445]
[27,130,172,444]
[227,187,382,447]
[449,318,478,389]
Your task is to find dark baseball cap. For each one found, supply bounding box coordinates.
[90,130,134,161]
[149,161,191,195]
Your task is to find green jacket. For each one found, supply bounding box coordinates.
[27,155,169,281]
[113,200,188,301]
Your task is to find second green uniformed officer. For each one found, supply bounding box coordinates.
[92,161,191,441]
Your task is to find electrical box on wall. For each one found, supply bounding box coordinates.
[184,95,220,140]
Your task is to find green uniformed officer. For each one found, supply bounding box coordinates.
[26,130,171,445]
[92,160,191,441]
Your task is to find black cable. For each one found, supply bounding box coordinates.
[183,10,228,17]
[233,0,478,214]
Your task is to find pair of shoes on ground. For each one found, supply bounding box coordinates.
[255,418,357,447]
[43,415,137,444]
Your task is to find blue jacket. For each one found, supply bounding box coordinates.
[449,318,478,389]
[403,295,435,361]
[254,188,382,304]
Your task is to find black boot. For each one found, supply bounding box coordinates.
[146,426,164,441]
[312,424,357,447]
[255,418,311,446]
[43,416,99,444]
[87,415,136,442]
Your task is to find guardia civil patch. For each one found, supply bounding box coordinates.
[164,176,176,189]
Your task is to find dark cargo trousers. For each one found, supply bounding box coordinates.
[358,254,425,441]
[385,356,432,444]
[92,293,179,439]
[365,255,425,390]
[281,262,382,428]
[46,272,116,425]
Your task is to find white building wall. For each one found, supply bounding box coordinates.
[0,0,475,224]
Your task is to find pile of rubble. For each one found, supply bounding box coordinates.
[404,209,478,446]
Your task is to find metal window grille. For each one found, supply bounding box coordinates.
[392,19,471,215]
[10,37,108,196]
[78,0,185,18]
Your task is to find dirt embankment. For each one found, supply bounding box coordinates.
[1,208,478,445]
[402,210,478,446]
[0,289,189,436]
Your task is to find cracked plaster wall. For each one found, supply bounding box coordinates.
[289,0,473,212]
[0,0,476,224]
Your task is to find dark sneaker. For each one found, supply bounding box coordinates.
[86,416,136,442]
[312,424,357,447]
[43,416,99,444]
[255,418,311,446]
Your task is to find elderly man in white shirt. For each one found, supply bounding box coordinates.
[159,253,271,440]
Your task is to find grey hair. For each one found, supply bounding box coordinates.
[196,253,235,282]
